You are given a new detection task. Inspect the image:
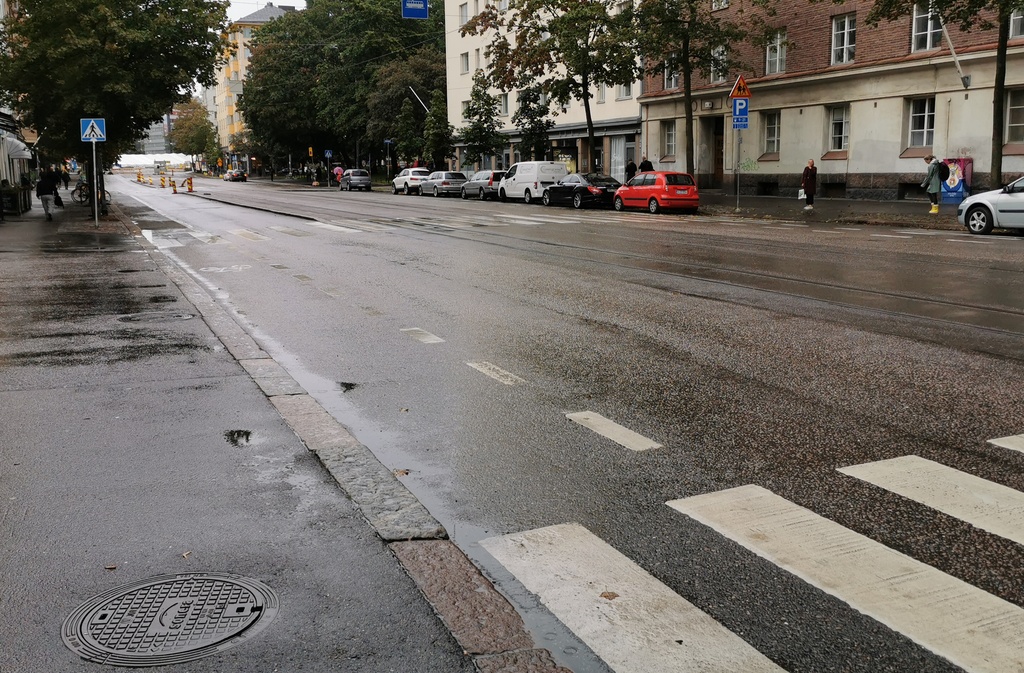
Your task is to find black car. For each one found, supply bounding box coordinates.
[542,173,621,209]
[461,170,506,200]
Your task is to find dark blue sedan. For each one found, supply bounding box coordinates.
[542,173,622,209]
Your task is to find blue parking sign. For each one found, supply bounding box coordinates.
[402,0,428,19]
[732,98,749,129]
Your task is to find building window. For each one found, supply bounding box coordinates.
[829,106,850,151]
[498,92,509,116]
[460,52,470,74]
[712,0,729,9]
[459,2,469,25]
[1011,10,1023,37]
[766,30,786,74]
[912,4,942,52]
[474,48,481,70]
[461,101,471,120]
[832,14,856,64]
[597,83,607,103]
[498,0,508,9]
[710,46,727,83]
[664,67,679,90]
[661,120,677,156]
[763,111,781,153]
[909,97,935,147]
[618,82,633,99]
[1008,90,1024,142]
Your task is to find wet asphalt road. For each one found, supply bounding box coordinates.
[45,174,1024,671]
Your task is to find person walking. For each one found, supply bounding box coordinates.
[638,156,653,173]
[35,167,61,221]
[921,154,941,214]
[625,159,637,182]
[60,166,70,190]
[801,159,817,211]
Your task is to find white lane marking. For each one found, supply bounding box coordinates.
[989,434,1024,454]
[311,221,362,233]
[895,230,942,235]
[188,231,224,244]
[838,455,1024,545]
[230,228,270,241]
[668,485,1024,673]
[946,238,994,244]
[870,234,913,239]
[400,327,445,344]
[141,230,182,249]
[837,227,862,231]
[565,411,661,451]
[777,223,809,228]
[466,362,525,385]
[481,523,785,673]
[722,222,748,226]
[270,225,313,237]
[812,230,845,234]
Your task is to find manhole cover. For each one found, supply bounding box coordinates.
[62,572,279,667]
[117,312,194,323]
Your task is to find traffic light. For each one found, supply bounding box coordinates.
[308,146,313,157]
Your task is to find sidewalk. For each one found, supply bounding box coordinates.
[0,198,572,672]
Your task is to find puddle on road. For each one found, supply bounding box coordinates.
[224,429,253,446]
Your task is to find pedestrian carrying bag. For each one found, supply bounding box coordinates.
[54,192,64,208]
[938,161,950,181]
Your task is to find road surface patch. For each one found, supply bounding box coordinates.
[668,484,1024,673]
[230,229,270,241]
[401,327,445,344]
[480,523,784,673]
[467,361,526,385]
[565,411,661,451]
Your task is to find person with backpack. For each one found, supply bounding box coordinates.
[921,155,944,214]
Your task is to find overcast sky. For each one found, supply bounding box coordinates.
[227,0,307,21]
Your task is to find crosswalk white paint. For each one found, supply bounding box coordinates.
[480,523,785,673]
[400,327,445,344]
[989,434,1024,454]
[565,411,662,451]
[838,455,1024,546]
[466,361,525,385]
[668,484,1024,673]
[230,228,270,241]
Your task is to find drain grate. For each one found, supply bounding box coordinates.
[62,572,279,667]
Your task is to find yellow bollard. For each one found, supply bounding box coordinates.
[137,171,142,183]
[171,179,177,194]
[160,176,165,189]
[187,177,194,193]
[148,177,153,185]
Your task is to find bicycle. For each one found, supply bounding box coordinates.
[71,183,108,206]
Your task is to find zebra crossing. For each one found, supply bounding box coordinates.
[481,435,1024,673]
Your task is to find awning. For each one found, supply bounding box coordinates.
[2,137,32,159]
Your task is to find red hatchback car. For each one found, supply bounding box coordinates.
[613,171,699,214]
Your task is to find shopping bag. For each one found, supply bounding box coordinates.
[797,188,805,200]
[54,192,64,208]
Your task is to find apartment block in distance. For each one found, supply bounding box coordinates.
[640,1,1024,198]
[446,0,643,181]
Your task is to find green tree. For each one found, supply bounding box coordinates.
[169,99,216,159]
[463,0,637,171]
[395,98,425,164]
[0,0,229,160]
[512,86,554,161]
[866,0,1018,185]
[422,89,455,169]
[461,71,506,165]
[366,45,446,157]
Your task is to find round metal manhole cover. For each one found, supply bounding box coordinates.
[62,573,279,667]
[117,311,195,323]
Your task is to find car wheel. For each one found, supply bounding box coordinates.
[614,197,625,211]
[523,189,533,205]
[499,189,507,202]
[403,183,410,195]
[392,183,399,195]
[965,206,994,235]
[479,188,487,201]
[542,191,551,206]
[572,193,583,209]
[461,188,468,200]
[648,198,660,214]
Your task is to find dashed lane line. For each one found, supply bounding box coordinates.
[565,411,662,451]
[480,523,786,673]
[466,362,526,385]
[838,455,1024,546]
[989,434,1024,454]
[400,327,445,344]
[668,484,1024,673]
[870,234,913,239]
[230,228,270,241]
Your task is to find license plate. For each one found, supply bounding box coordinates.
[675,188,689,195]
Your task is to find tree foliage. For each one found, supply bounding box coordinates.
[168,99,217,158]
[866,0,1017,184]
[366,46,446,146]
[0,0,229,160]
[423,89,455,168]
[512,86,554,161]
[463,0,637,170]
[394,98,425,163]
[460,71,506,165]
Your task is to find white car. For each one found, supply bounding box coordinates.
[957,175,1024,234]
[392,168,430,195]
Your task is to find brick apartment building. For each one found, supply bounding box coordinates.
[640,1,1024,198]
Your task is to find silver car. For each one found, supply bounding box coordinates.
[339,169,372,191]
[420,171,468,197]
[957,175,1024,234]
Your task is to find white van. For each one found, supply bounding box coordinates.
[498,161,569,204]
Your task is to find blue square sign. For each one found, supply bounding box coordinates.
[81,118,106,142]
[402,0,428,19]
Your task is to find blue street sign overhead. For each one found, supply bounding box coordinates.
[80,118,106,142]
[401,0,428,19]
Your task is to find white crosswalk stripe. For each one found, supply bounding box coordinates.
[481,440,1024,673]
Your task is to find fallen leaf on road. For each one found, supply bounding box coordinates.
[182,551,192,559]
[394,469,410,476]
[600,591,619,600]
[104,565,117,571]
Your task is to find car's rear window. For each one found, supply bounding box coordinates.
[447,172,467,180]
[586,175,620,187]
[350,170,368,176]
[492,171,506,180]
[664,173,695,186]
[411,169,430,176]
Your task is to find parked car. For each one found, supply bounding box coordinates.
[542,173,622,209]
[957,175,1024,234]
[461,170,506,200]
[339,169,372,191]
[222,169,247,182]
[392,168,431,195]
[613,171,699,214]
[420,171,468,197]
[498,161,569,204]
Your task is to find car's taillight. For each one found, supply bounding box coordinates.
[442,181,450,186]
[587,186,602,195]
[488,176,494,186]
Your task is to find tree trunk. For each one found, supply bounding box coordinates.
[681,34,695,175]
[990,11,1009,188]
[581,72,596,173]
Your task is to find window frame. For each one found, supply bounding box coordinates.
[664,68,680,90]
[710,46,727,84]
[459,52,470,74]
[459,2,469,25]
[829,105,850,151]
[908,96,936,147]
[912,4,943,52]
[498,92,510,116]
[461,100,471,121]
[831,13,856,65]
[766,30,786,75]
[763,111,781,154]
[1008,89,1024,143]
[661,120,677,157]
[617,82,633,99]
[1011,10,1023,38]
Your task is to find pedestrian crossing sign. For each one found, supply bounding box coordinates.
[80,118,106,142]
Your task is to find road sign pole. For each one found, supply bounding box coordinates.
[735,129,742,211]
[91,139,98,228]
